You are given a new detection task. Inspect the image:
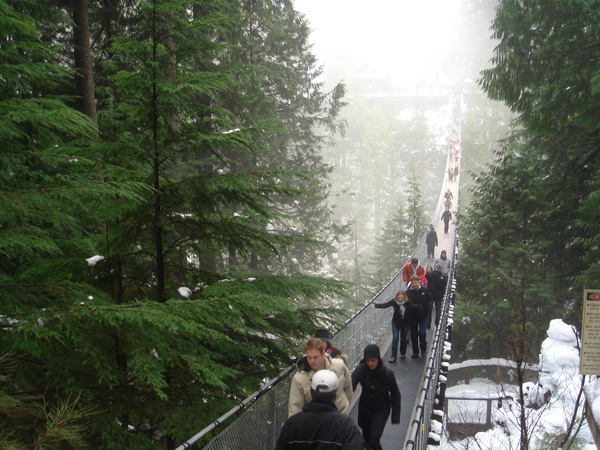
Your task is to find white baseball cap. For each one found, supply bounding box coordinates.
[311,369,339,393]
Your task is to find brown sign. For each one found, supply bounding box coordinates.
[580,289,600,375]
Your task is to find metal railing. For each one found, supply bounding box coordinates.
[404,234,458,449]
[175,257,419,450]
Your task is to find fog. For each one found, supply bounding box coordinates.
[293,0,464,87]
[290,0,503,297]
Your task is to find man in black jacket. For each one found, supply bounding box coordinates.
[406,275,433,358]
[276,370,362,449]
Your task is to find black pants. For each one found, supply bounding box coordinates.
[358,403,390,450]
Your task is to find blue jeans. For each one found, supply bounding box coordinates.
[400,324,413,356]
[391,323,399,359]
[392,323,413,358]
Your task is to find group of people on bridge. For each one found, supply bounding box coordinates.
[277,249,452,449]
[378,251,451,361]
[278,332,400,449]
[278,131,458,449]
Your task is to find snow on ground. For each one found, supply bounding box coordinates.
[441,319,597,449]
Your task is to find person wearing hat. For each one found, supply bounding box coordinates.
[351,345,401,450]
[402,257,425,287]
[425,224,438,259]
[288,338,353,417]
[314,329,348,364]
[435,249,452,289]
[276,369,362,449]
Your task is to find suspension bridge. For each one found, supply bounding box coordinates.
[174,97,463,450]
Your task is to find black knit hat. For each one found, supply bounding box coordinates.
[363,344,380,360]
[314,329,331,343]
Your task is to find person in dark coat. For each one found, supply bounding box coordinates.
[441,207,452,234]
[425,264,446,327]
[276,369,362,450]
[406,275,433,357]
[374,291,416,361]
[425,224,438,259]
[351,345,401,450]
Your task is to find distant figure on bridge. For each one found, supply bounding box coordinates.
[425,224,438,259]
[374,291,417,361]
[444,188,453,202]
[351,345,401,450]
[435,250,452,291]
[406,275,433,357]
[402,257,425,287]
[425,264,445,327]
[288,338,353,417]
[441,207,452,234]
[314,329,348,364]
[447,166,454,182]
[454,165,459,180]
[277,369,363,450]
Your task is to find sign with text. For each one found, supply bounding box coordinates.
[580,290,600,375]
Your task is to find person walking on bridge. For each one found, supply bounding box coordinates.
[277,369,363,450]
[406,275,432,357]
[288,338,353,417]
[351,345,401,450]
[426,264,445,328]
[441,207,452,234]
[402,257,424,287]
[374,291,416,361]
[425,224,438,259]
[435,250,452,291]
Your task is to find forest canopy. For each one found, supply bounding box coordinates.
[0,0,350,446]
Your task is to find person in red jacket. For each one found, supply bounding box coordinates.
[402,257,424,287]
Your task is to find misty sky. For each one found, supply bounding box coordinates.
[293,0,463,85]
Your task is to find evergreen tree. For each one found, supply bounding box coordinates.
[458,144,558,359]
[457,0,600,365]
[404,168,427,249]
[1,0,350,446]
[368,201,410,288]
[213,0,348,275]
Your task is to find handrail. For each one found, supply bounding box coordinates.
[404,186,460,449]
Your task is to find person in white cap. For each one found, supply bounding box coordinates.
[276,369,362,449]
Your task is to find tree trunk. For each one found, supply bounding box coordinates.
[72,0,97,122]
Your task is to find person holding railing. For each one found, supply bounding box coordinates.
[287,338,353,417]
[374,291,417,361]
